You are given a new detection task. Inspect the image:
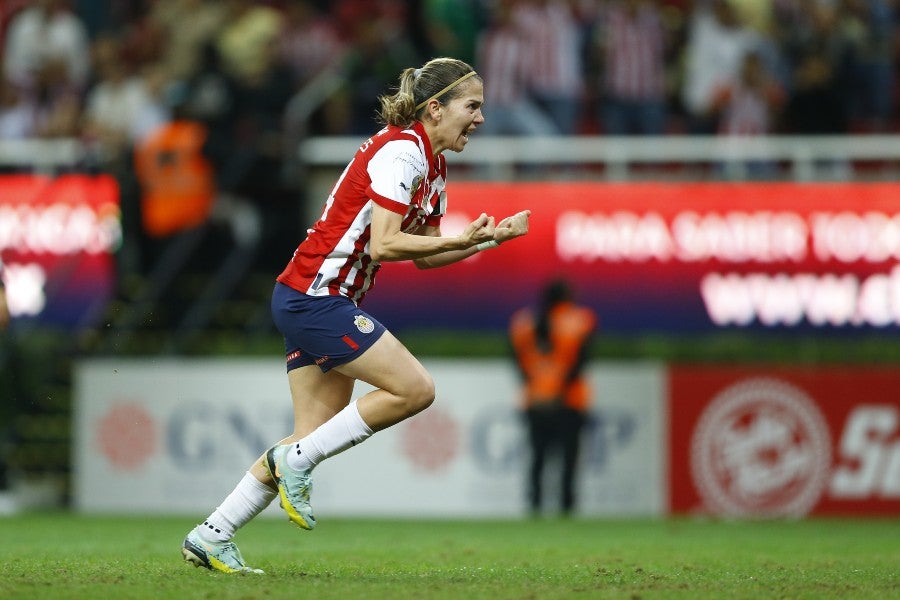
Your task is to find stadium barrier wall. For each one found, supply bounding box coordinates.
[73,358,900,518]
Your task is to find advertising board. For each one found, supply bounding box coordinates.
[0,174,120,328]
[363,182,900,334]
[74,359,900,518]
[73,358,666,517]
[669,366,900,517]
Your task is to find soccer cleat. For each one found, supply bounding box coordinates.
[181,527,264,574]
[265,444,317,530]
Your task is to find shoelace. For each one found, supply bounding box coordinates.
[222,542,248,567]
[288,476,312,502]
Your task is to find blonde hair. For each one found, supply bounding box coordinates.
[378,57,480,127]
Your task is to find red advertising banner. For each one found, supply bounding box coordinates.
[0,174,120,328]
[364,182,900,333]
[668,366,900,516]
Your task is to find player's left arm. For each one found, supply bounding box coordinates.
[413,210,531,269]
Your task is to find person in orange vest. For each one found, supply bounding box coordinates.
[133,119,215,239]
[509,279,597,516]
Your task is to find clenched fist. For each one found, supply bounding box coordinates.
[494,210,531,244]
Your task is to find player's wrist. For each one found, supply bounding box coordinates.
[475,240,500,252]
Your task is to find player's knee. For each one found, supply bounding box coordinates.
[402,371,435,415]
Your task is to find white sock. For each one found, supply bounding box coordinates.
[198,471,277,543]
[287,400,374,472]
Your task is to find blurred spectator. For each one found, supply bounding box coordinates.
[0,1,31,50]
[785,52,849,133]
[837,0,895,131]
[2,0,91,93]
[278,0,349,135]
[80,34,169,277]
[680,0,761,133]
[31,61,83,138]
[215,0,284,87]
[336,3,421,135]
[712,51,786,178]
[0,79,36,140]
[81,34,169,166]
[149,0,229,84]
[509,279,597,517]
[728,0,774,34]
[199,10,298,267]
[135,44,260,273]
[422,0,484,66]
[278,0,346,87]
[475,0,558,136]
[779,2,851,134]
[175,43,239,164]
[592,0,672,135]
[0,65,81,142]
[712,50,785,135]
[514,0,587,134]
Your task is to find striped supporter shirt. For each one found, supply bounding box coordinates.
[277,121,446,305]
[601,3,667,100]
[513,3,583,96]
[476,22,530,106]
[716,83,782,135]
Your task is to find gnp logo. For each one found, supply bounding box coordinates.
[690,378,831,517]
[95,402,157,470]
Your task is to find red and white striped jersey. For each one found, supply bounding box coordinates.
[277,121,446,305]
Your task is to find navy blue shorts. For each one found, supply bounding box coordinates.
[271,282,387,373]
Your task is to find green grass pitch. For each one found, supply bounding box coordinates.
[1,514,898,599]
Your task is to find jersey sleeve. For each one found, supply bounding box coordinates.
[365,139,426,215]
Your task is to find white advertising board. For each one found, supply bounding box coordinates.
[73,359,665,517]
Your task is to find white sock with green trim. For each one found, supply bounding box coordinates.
[198,471,276,543]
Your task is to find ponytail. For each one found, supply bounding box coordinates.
[378,57,480,127]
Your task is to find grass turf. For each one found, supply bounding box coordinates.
[0,514,898,599]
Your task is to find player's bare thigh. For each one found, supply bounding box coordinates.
[333,330,435,430]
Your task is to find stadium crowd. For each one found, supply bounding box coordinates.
[0,0,897,272]
[2,0,897,144]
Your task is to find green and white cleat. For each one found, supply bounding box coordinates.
[181,527,263,574]
[265,444,317,530]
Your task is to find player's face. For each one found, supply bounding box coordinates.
[433,79,484,154]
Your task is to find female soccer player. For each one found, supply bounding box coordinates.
[182,57,531,573]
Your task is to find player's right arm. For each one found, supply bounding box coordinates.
[368,204,495,263]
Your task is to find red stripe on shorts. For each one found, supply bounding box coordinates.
[342,335,359,350]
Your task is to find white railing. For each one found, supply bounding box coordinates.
[300,134,900,181]
[0,138,84,172]
[2,134,899,181]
